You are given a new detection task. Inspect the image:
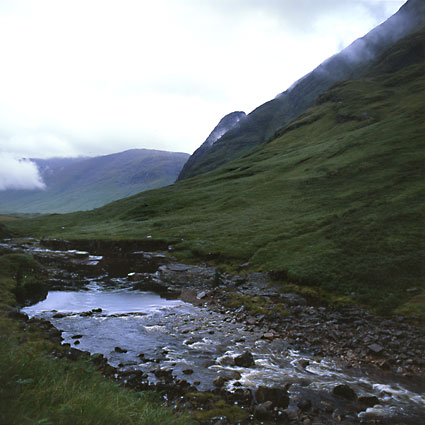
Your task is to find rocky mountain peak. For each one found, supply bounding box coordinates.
[204,111,247,147]
[177,111,246,181]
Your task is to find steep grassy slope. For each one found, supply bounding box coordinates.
[4,28,425,315]
[0,149,189,214]
[178,0,425,181]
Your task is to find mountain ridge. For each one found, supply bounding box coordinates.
[0,149,189,214]
[179,0,425,180]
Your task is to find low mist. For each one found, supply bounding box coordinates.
[0,153,45,191]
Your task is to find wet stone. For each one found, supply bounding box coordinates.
[255,401,274,420]
[213,376,226,387]
[333,384,357,400]
[255,386,289,408]
[368,343,384,354]
[297,398,312,411]
[262,332,275,340]
[357,395,380,409]
[234,351,255,367]
[299,359,310,369]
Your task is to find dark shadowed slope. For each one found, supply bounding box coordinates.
[178,0,425,180]
[178,111,246,181]
[0,149,189,214]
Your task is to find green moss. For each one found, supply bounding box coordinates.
[279,282,355,309]
[185,395,249,422]
[225,292,289,318]
[395,291,425,320]
[184,391,219,405]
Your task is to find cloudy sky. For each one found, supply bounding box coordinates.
[0,0,405,168]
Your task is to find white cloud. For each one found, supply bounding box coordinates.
[0,153,45,190]
[0,0,406,157]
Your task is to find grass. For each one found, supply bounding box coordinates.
[0,253,192,425]
[183,392,249,423]
[224,293,289,318]
[176,9,424,181]
[395,290,425,319]
[3,29,425,317]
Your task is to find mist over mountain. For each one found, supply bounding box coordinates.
[0,149,189,214]
[179,0,425,180]
[178,111,246,181]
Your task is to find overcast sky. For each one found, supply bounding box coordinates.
[0,0,405,166]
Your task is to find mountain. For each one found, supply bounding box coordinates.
[178,111,246,181]
[0,149,189,214]
[179,0,425,180]
[6,21,425,317]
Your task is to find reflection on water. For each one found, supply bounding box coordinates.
[23,286,184,315]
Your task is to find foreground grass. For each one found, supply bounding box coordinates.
[3,29,425,317]
[0,252,191,425]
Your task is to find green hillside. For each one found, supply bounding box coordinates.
[0,149,189,214]
[178,0,425,181]
[5,26,425,316]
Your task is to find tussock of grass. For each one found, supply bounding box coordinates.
[225,293,289,318]
[184,393,248,422]
[395,291,425,321]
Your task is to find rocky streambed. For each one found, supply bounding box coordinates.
[2,238,425,424]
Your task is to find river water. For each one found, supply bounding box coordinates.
[3,238,424,423]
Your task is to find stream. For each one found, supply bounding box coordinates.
[3,238,425,424]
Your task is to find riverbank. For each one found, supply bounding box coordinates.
[1,237,424,424]
[0,249,192,425]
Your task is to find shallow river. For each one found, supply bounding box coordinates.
[23,282,425,424]
[2,237,422,424]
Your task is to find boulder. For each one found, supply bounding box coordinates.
[298,359,310,369]
[154,369,173,381]
[357,395,380,409]
[333,384,357,400]
[255,401,274,420]
[213,376,227,387]
[297,398,312,411]
[234,351,255,367]
[255,386,290,408]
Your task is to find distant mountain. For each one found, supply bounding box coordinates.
[179,0,425,180]
[0,149,189,213]
[177,111,246,181]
